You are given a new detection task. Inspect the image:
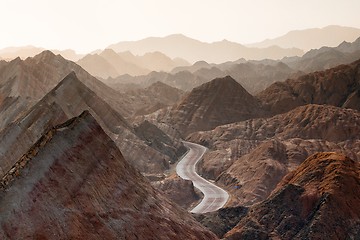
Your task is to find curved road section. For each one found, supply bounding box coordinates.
[176,141,229,213]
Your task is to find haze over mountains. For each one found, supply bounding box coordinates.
[1,22,360,239]
[248,25,360,51]
[108,34,304,63]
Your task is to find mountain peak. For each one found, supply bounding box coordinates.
[169,76,265,135]
[0,110,216,239]
[33,50,57,61]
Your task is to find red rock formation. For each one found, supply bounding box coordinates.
[187,104,360,206]
[224,152,360,239]
[152,175,201,210]
[258,58,360,114]
[0,111,218,240]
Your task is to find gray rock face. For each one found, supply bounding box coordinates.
[0,72,184,177]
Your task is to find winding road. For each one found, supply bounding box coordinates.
[176,141,229,213]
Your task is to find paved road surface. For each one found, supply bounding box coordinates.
[176,141,229,213]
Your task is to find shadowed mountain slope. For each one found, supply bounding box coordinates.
[0,50,135,127]
[0,111,217,240]
[0,72,185,178]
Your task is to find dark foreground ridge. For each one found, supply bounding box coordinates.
[0,111,217,239]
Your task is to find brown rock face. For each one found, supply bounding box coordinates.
[224,152,360,240]
[258,58,360,114]
[187,104,360,206]
[152,175,201,210]
[151,76,265,137]
[0,111,218,240]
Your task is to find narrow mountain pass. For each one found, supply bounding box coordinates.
[176,141,229,213]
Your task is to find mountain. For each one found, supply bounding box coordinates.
[0,50,135,121]
[187,104,360,207]
[258,58,360,114]
[108,34,304,63]
[0,72,185,179]
[125,51,190,72]
[77,49,189,78]
[145,76,266,137]
[125,81,185,116]
[108,60,301,95]
[76,53,120,78]
[248,25,360,51]
[0,45,83,61]
[224,152,360,239]
[281,37,360,73]
[0,111,217,239]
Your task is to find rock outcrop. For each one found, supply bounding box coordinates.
[152,175,201,210]
[224,152,360,239]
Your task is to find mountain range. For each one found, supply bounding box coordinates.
[248,25,360,51]
[77,49,190,78]
[108,34,304,63]
[0,46,84,61]
[1,25,360,239]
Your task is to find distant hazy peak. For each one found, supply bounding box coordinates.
[248,25,360,51]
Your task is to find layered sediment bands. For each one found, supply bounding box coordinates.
[258,58,360,114]
[187,104,360,206]
[224,153,360,239]
[0,111,218,240]
[144,76,266,137]
[152,175,201,210]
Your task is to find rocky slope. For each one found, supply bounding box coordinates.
[0,50,134,122]
[188,104,360,206]
[0,111,217,240]
[224,152,360,239]
[283,37,360,73]
[0,72,185,178]
[147,76,266,137]
[152,175,201,210]
[125,81,185,116]
[258,58,360,114]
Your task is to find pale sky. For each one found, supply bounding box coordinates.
[1,0,360,53]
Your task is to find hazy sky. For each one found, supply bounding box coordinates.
[1,0,360,53]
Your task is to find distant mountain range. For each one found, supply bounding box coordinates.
[77,49,190,78]
[247,25,360,51]
[108,34,304,63]
[2,25,360,68]
[0,46,84,61]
